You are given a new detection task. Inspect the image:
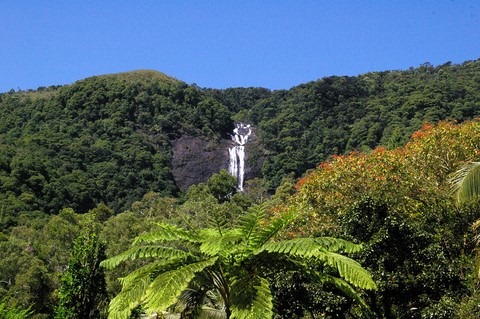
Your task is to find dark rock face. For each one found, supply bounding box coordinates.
[171,131,264,190]
[171,136,230,189]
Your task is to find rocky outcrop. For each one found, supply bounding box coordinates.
[171,136,230,189]
[171,129,264,190]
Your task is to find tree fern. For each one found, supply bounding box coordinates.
[314,237,363,254]
[100,245,191,269]
[118,258,185,291]
[238,205,265,243]
[172,274,226,319]
[258,238,376,290]
[143,258,218,315]
[259,237,363,258]
[132,222,200,245]
[257,238,323,257]
[451,161,480,203]
[103,204,376,318]
[453,162,480,284]
[207,206,230,236]
[200,229,243,257]
[316,250,377,290]
[108,259,186,319]
[327,276,373,317]
[250,207,296,249]
[229,275,273,319]
[108,279,147,319]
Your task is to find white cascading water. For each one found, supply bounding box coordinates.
[228,123,252,191]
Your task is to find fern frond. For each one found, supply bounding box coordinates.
[143,257,218,314]
[119,258,185,289]
[108,268,153,319]
[199,228,221,238]
[238,205,266,241]
[200,230,243,257]
[251,207,297,248]
[317,251,377,290]
[133,223,200,245]
[205,206,230,236]
[450,162,480,204]
[108,259,192,319]
[257,238,376,290]
[108,293,141,319]
[100,245,191,270]
[256,238,320,257]
[327,276,373,317]
[314,237,363,253]
[230,275,273,319]
[258,237,362,258]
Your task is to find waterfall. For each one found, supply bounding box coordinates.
[228,123,252,191]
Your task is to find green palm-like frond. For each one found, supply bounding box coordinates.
[108,267,153,319]
[206,207,230,236]
[327,276,373,317]
[100,245,191,269]
[142,257,218,315]
[108,259,188,319]
[108,290,142,319]
[118,258,185,290]
[258,238,324,257]
[258,237,363,258]
[238,205,265,242]
[133,223,200,245]
[314,237,363,253]
[200,229,243,257]
[258,238,376,290]
[229,275,273,319]
[451,162,480,204]
[316,251,376,290]
[251,207,297,249]
[104,207,377,319]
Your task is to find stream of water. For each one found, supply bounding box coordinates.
[228,123,252,191]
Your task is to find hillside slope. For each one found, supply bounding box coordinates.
[207,59,480,189]
[0,70,234,219]
[1,60,479,220]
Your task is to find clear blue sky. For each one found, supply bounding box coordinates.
[1,1,479,93]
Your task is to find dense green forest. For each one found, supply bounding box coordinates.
[0,70,233,221]
[1,59,480,318]
[207,60,480,189]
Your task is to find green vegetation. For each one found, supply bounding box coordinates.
[55,231,108,319]
[283,121,480,318]
[207,60,480,190]
[0,299,33,319]
[1,60,480,317]
[0,70,233,223]
[101,205,376,319]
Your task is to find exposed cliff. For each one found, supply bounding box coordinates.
[171,126,264,190]
[171,136,229,189]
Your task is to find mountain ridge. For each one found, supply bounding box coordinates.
[0,59,479,216]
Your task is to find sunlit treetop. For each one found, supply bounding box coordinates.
[282,120,480,236]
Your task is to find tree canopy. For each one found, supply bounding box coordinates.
[1,60,480,318]
[101,205,376,319]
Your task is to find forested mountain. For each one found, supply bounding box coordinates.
[2,60,479,222]
[1,59,480,318]
[207,60,480,189]
[0,70,233,221]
